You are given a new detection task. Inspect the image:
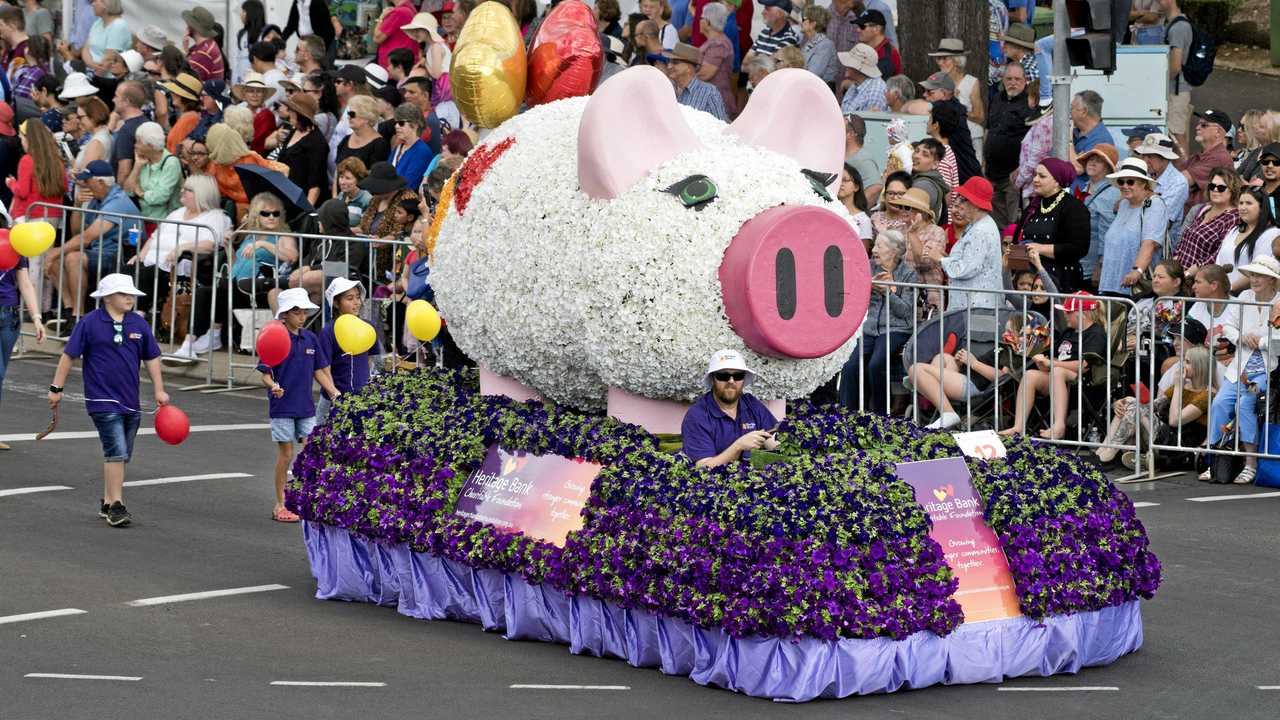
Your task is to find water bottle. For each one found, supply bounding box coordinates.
[127,226,140,247]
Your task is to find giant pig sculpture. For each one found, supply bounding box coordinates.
[430,66,871,416]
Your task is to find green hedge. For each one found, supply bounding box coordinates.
[1182,0,1242,38]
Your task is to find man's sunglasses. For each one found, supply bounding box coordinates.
[713,371,746,382]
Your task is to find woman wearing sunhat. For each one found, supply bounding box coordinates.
[160,73,204,153]
[924,176,1003,310]
[1077,144,1121,286]
[274,91,329,206]
[1098,157,1169,296]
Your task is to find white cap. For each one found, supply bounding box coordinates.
[120,49,144,74]
[275,287,319,317]
[324,276,362,308]
[59,72,98,100]
[704,348,756,390]
[90,273,146,298]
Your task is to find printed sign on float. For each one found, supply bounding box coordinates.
[896,457,1022,623]
[952,430,1007,460]
[453,444,601,546]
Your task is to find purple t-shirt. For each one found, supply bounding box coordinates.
[63,308,161,414]
[680,391,778,462]
[0,255,28,307]
[319,320,370,395]
[256,328,329,418]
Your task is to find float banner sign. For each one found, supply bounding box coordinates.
[454,444,601,546]
[896,457,1023,623]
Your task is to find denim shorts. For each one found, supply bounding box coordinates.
[314,395,332,425]
[84,246,118,282]
[90,411,142,462]
[271,416,316,443]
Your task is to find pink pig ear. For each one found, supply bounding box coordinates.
[724,68,844,189]
[578,66,702,199]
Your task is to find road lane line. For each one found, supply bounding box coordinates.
[0,608,86,625]
[1186,491,1280,503]
[0,424,270,443]
[997,686,1119,692]
[509,685,631,690]
[270,676,384,681]
[1131,502,1159,508]
[1257,686,1280,690]
[126,584,289,607]
[25,673,141,681]
[0,485,73,497]
[125,473,252,487]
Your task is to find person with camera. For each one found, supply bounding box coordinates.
[681,349,779,468]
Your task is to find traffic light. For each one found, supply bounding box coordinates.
[1064,0,1130,74]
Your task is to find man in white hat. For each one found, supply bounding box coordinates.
[48,273,169,528]
[681,349,779,467]
[1135,132,1189,240]
[837,43,886,113]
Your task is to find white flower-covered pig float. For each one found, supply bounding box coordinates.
[430,66,871,430]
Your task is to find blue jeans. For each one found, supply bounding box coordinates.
[1209,371,1269,446]
[1132,25,1165,45]
[90,411,142,462]
[0,306,18,408]
[840,332,908,414]
[1034,35,1055,103]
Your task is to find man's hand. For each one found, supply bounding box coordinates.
[270,383,284,398]
[47,389,61,408]
[155,390,170,406]
[732,430,772,453]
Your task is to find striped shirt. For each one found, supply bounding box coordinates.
[188,38,226,81]
[676,78,728,121]
[752,24,800,57]
[840,77,887,114]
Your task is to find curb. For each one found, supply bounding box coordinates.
[1214,59,1280,79]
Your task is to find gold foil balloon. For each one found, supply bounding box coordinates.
[450,1,527,128]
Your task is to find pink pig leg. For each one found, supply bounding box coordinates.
[479,365,545,402]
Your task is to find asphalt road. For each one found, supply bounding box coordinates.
[2,354,1280,720]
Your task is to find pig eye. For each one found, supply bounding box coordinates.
[802,169,835,202]
[664,174,717,210]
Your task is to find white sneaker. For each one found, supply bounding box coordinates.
[191,331,223,355]
[167,336,196,362]
[925,412,962,430]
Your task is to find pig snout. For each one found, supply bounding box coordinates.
[718,205,871,359]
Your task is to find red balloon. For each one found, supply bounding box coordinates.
[256,320,291,367]
[526,0,602,107]
[0,232,17,271]
[155,405,190,445]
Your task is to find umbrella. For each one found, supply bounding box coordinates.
[233,164,315,221]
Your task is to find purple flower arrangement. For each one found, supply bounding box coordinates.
[288,369,1159,642]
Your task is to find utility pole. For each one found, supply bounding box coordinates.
[1051,0,1072,161]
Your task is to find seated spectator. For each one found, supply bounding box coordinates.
[1097,344,1212,468]
[335,95,390,186]
[1214,186,1280,293]
[742,53,776,90]
[389,103,433,190]
[1077,144,1120,286]
[800,5,839,86]
[358,162,419,280]
[884,74,921,114]
[274,198,364,309]
[879,185,945,310]
[1134,131,1189,239]
[122,122,182,220]
[1000,292,1107,439]
[696,3,737,118]
[205,123,290,218]
[681,348,779,468]
[1014,157,1090,292]
[837,163,873,242]
[335,157,373,227]
[71,95,111,176]
[661,43,727,121]
[233,72,277,155]
[910,138,950,221]
[840,229,916,414]
[222,105,256,147]
[160,73,203,154]
[926,177,1003,311]
[1176,167,1240,277]
[1183,109,1233,209]
[44,161,141,318]
[1186,265,1234,378]
[837,44,885,114]
[1099,158,1168,297]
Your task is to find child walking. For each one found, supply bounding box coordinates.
[48,274,168,527]
[259,288,339,523]
[316,277,370,422]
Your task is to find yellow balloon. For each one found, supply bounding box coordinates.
[406,299,442,342]
[334,314,376,355]
[11,221,55,257]
[450,1,526,128]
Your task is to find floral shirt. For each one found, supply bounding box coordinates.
[1175,206,1239,269]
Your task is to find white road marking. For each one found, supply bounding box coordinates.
[1257,686,1280,690]
[1187,491,1280,503]
[509,685,631,691]
[0,424,270,443]
[1131,501,1160,508]
[124,473,252,487]
[125,584,289,607]
[25,673,141,682]
[0,608,86,625]
[997,687,1119,692]
[270,676,384,681]
[0,485,73,497]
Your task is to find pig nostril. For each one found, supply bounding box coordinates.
[775,248,797,320]
[823,245,844,318]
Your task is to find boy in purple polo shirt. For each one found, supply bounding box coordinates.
[315,277,371,423]
[681,348,780,468]
[49,274,168,527]
[259,288,338,523]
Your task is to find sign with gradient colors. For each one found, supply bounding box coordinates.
[454,445,601,546]
[896,457,1022,624]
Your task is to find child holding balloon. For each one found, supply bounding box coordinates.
[258,287,339,523]
[316,277,371,422]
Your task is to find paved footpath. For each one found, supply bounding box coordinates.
[2,356,1279,720]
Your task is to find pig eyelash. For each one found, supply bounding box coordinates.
[801,169,836,202]
[663,174,718,211]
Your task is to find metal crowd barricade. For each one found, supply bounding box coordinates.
[849,280,1144,475]
[1140,292,1280,481]
[23,201,225,391]
[204,229,417,394]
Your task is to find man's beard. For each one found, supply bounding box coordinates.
[713,384,741,405]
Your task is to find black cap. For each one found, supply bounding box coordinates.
[1261,142,1280,161]
[1175,318,1208,346]
[855,9,886,27]
[758,0,793,13]
[336,64,367,86]
[1194,108,1232,134]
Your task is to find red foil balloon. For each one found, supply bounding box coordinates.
[256,320,291,367]
[526,0,602,107]
[0,230,17,270]
[154,405,190,445]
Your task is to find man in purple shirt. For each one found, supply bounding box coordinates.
[681,349,779,467]
[49,273,168,527]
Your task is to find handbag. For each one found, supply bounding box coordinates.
[406,256,433,302]
[1209,421,1244,484]
[1130,198,1173,300]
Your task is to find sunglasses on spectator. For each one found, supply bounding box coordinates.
[1115,178,1142,186]
[259,210,281,217]
[1207,183,1229,193]
[395,120,415,126]
[1262,158,1280,167]
[712,371,746,382]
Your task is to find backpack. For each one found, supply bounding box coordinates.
[1169,16,1215,89]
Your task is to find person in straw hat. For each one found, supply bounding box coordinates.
[837,43,885,113]
[274,90,328,205]
[929,37,984,127]
[659,42,726,121]
[1076,144,1121,285]
[1098,157,1169,296]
